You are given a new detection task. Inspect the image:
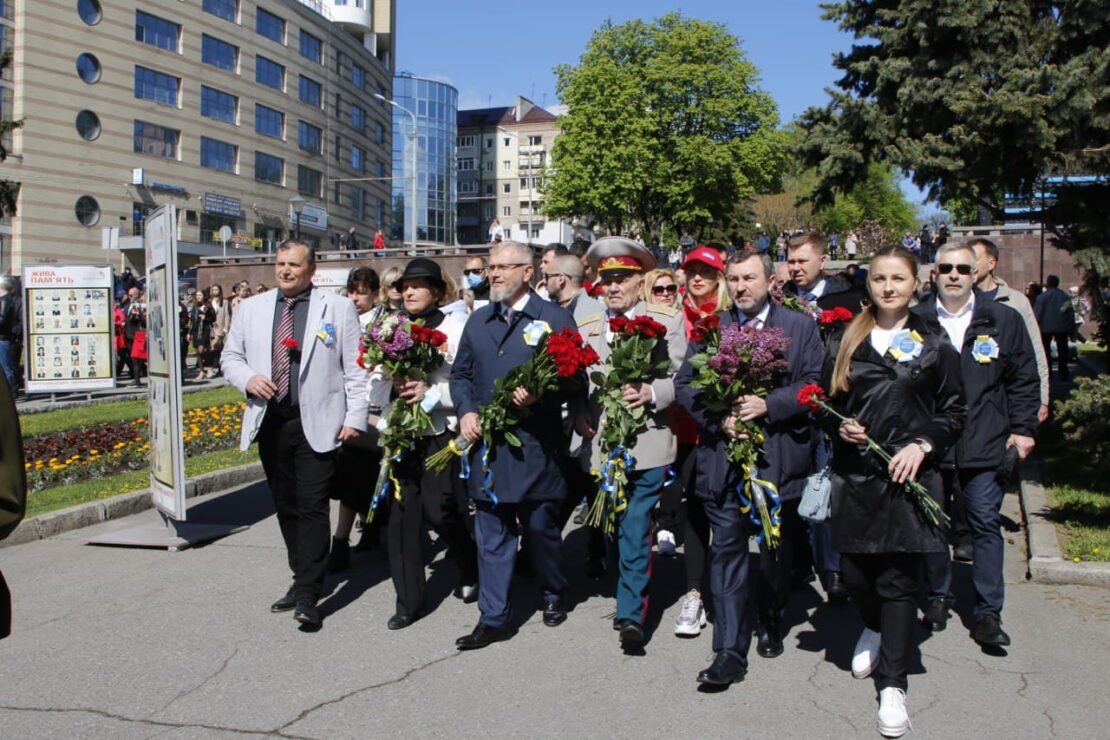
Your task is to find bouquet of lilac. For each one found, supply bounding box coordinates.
[770,280,820,320]
[686,316,791,547]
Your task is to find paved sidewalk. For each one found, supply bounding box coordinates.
[1,482,1108,738]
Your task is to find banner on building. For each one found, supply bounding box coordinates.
[22,265,116,393]
[145,205,188,520]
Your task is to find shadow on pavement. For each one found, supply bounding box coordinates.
[185,480,276,532]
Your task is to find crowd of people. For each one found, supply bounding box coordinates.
[217,228,1062,738]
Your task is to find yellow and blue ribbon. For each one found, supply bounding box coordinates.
[479,441,499,505]
[736,466,782,548]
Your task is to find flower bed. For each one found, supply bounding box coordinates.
[23,402,246,493]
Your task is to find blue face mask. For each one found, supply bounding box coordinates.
[465,273,486,289]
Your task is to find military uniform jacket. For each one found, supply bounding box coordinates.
[450,293,584,504]
[576,302,686,472]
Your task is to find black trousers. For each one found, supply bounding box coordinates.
[753,498,805,627]
[388,432,478,618]
[258,408,337,601]
[1041,332,1069,377]
[655,444,709,592]
[840,552,920,692]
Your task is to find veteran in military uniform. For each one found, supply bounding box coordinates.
[575,237,687,649]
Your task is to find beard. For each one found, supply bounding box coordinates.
[490,277,522,303]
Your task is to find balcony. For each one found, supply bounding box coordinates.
[519,144,545,154]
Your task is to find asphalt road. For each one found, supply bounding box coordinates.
[1,481,1107,739]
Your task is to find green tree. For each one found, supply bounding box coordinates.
[0,50,23,217]
[545,14,786,242]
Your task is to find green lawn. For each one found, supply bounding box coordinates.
[19,386,243,437]
[1040,404,1110,562]
[26,445,259,519]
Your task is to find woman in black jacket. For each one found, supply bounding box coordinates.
[822,245,965,738]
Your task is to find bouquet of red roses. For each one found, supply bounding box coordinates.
[796,383,949,527]
[686,315,791,547]
[585,315,671,534]
[425,321,599,503]
[360,312,449,520]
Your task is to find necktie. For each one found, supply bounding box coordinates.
[272,297,296,402]
[802,291,817,303]
[503,305,515,325]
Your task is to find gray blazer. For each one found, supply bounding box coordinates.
[576,301,687,471]
[995,278,1050,406]
[222,288,369,454]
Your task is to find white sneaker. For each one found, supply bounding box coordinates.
[877,687,910,737]
[851,628,881,679]
[657,529,677,557]
[674,590,706,636]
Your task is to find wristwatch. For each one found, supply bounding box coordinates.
[913,438,933,456]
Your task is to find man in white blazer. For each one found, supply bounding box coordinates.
[222,241,368,627]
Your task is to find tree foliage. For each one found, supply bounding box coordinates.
[0,50,22,217]
[545,14,786,241]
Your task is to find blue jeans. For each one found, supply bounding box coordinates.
[609,466,666,624]
[0,340,18,390]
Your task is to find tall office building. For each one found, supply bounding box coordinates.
[388,72,456,246]
[0,0,396,273]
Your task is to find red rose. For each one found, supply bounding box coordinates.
[609,316,630,334]
[818,306,854,325]
[282,338,299,351]
[632,315,667,338]
[796,383,827,413]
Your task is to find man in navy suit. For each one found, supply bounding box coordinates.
[676,248,824,685]
[450,241,585,650]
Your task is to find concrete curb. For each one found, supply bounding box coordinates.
[2,461,265,549]
[1020,458,1110,588]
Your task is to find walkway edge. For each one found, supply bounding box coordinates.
[1020,458,1110,588]
[1,461,265,549]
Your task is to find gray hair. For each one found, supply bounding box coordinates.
[491,240,533,265]
[552,255,585,286]
[935,242,975,263]
[727,248,774,278]
[276,239,317,266]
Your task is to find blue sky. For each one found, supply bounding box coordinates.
[396,0,933,210]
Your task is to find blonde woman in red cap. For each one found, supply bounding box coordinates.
[680,246,732,340]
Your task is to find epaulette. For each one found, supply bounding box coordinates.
[578,311,605,327]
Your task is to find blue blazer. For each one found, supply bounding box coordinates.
[675,303,824,501]
[450,292,583,503]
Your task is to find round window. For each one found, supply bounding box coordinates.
[75,196,101,226]
[77,0,103,26]
[76,53,101,84]
[75,110,101,141]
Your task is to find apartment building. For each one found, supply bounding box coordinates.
[0,0,396,273]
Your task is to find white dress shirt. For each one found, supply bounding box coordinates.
[936,294,975,353]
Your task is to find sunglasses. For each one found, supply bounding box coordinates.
[462,268,484,276]
[652,284,679,295]
[937,263,973,275]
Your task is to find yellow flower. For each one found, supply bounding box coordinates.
[1074,556,1082,563]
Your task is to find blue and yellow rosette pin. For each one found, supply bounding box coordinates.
[887,329,924,363]
[522,319,552,347]
[971,335,999,364]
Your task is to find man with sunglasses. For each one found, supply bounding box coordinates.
[462,257,490,304]
[912,242,1039,648]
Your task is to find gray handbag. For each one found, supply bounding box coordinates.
[798,467,832,523]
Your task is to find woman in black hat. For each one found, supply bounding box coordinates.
[368,257,479,629]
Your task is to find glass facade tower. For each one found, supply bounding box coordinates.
[390,73,457,245]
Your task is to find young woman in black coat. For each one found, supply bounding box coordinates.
[822,245,965,738]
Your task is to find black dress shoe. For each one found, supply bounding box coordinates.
[972,615,1011,647]
[293,599,321,627]
[326,538,350,574]
[453,584,479,604]
[543,599,567,627]
[387,612,421,630]
[824,571,850,605]
[616,619,644,647]
[697,652,746,685]
[271,588,297,613]
[456,623,516,650]
[756,622,784,658]
[922,598,950,632]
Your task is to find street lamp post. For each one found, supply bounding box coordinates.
[289,194,306,241]
[375,93,418,254]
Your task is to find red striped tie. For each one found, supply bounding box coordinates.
[272,297,296,402]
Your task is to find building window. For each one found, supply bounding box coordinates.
[503,137,511,147]
[502,206,511,217]
[134,66,180,107]
[255,151,284,185]
[458,158,474,171]
[485,183,494,194]
[75,110,101,141]
[351,105,365,131]
[333,181,341,205]
[202,35,239,72]
[299,30,322,64]
[457,135,474,148]
[459,181,476,194]
[200,86,238,124]
[202,0,238,23]
[75,196,101,226]
[298,121,322,154]
[484,161,493,172]
[133,120,179,159]
[375,122,385,144]
[376,160,385,177]
[352,185,365,220]
[352,63,365,90]
[255,56,284,91]
[255,104,283,139]
[298,75,322,108]
[375,197,384,227]
[77,0,102,26]
[528,135,543,146]
[334,134,341,160]
[200,213,239,245]
[135,11,180,52]
[502,160,511,171]
[503,183,511,194]
[76,53,101,84]
[484,136,493,149]
[255,8,285,43]
[200,136,237,173]
[351,145,364,172]
[297,165,322,197]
